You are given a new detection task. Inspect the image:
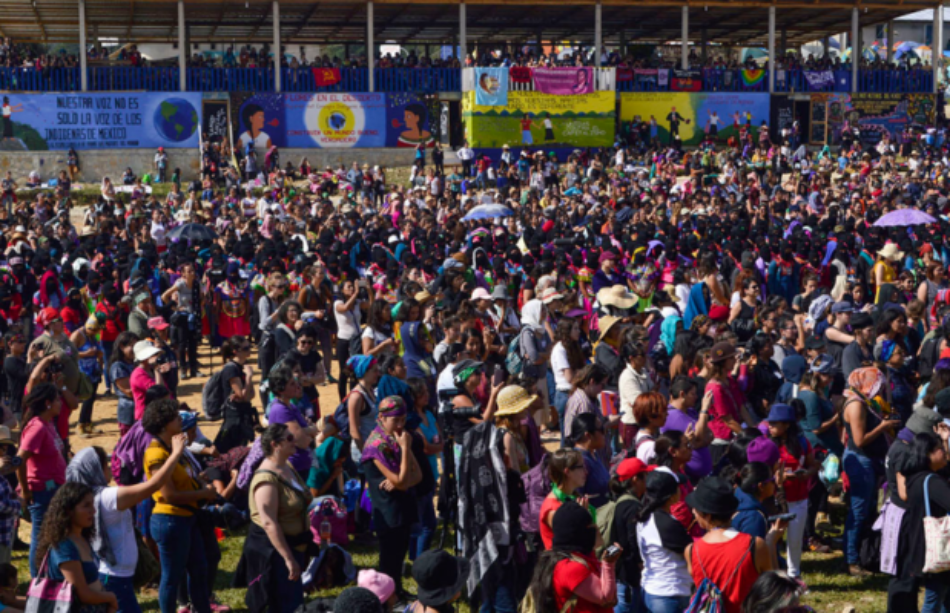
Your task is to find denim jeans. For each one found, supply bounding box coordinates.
[643,593,690,613]
[151,513,211,613]
[843,449,876,565]
[923,573,950,613]
[102,341,115,392]
[101,574,142,613]
[29,487,58,577]
[616,583,644,613]
[409,490,437,561]
[554,390,570,448]
[479,567,518,613]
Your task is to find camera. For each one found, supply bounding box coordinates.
[47,361,64,375]
[156,353,171,366]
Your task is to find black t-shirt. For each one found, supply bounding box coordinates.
[363,459,417,531]
[220,361,245,401]
[4,355,29,414]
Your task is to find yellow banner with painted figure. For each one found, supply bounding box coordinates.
[463,90,615,148]
[619,92,771,146]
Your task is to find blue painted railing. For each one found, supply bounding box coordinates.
[0,66,936,94]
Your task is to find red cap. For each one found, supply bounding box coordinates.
[616,458,654,482]
[709,305,730,321]
[39,307,61,326]
[147,317,170,331]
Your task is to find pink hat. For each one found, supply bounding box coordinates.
[470,287,492,301]
[358,569,395,603]
[147,317,170,331]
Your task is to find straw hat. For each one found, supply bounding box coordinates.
[598,315,624,338]
[597,285,637,309]
[877,243,904,262]
[494,385,539,417]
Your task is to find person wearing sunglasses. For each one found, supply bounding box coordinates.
[538,447,589,551]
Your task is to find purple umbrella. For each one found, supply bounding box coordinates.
[873,209,937,227]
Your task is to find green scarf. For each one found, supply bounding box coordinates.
[552,483,597,524]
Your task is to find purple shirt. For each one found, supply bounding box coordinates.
[661,406,712,480]
[267,399,313,475]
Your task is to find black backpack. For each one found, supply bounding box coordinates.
[918,330,944,382]
[201,368,227,421]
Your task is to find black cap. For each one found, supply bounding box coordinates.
[935,388,950,417]
[333,587,383,613]
[805,336,826,350]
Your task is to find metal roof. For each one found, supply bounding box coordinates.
[1,0,941,45]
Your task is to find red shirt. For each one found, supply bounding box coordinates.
[540,495,562,550]
[778,436,812,502]
[689,534,760,613]
[553,553,611,613]
[20,418,67,493]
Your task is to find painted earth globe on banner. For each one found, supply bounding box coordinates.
[154,98,199,143]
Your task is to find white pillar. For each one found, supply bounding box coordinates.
[768,6,776,93]
[594,2,602,68]
[935,6,943,93]
[886,21,894,63]
[851,7,859,93]
[178,0,186,92]
[367,1,375,92]
[460,2,467,64]
[79,0,87,91]
[273,1,281,92]
[681,6,688,70]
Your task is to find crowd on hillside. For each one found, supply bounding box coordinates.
[4,94,950,613]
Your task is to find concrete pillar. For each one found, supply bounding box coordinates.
[273,0,281,93]
[594,2,602,67]
[178,0,186,92]
[460,2,467,64]
[886,21,894,63]
[780,28,787,58]
[768,5,775,93]
[619,30,626,57]
[851,7,859,93]
[935,5,943,93]
[681,6,688,70]
[79,0,87,91]
[701,28,708,64]
[822,36,829,58]
[367,1,375,92]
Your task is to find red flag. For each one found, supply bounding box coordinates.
[312,67,341,87]
[509,66,532,83]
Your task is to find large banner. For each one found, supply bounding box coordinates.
[0,92,201,150]
[232,92,434,149]
[816,93,935,146]
[462,90,615,148]
[532,67,595,95]
[619,92,770,146]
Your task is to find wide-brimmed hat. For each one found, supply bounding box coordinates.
[495,385,539,417]
[597,285,636,309]
[766,403,797,423]
[133,340,162,363]
[686,476,740,516]
[597,315,624,338]
[540,287,565,304]
[491,285,509,301]
[907,406,941,435]
[413,550,471,607]
[878,243,904,262]
[709,341,737,364]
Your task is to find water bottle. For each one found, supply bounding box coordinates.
[320,505,332,545]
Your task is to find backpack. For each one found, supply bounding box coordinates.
[505,328,530,376]
[202,368,228,421]
[333,388,372,445]
[685,535,756,613]
[918,331,943,382]
[595,493,635,555]
[519,453,552,534]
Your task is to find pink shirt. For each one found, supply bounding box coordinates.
[20,418,67,492]
[130,366,157,421]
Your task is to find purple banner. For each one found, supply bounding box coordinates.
[804,70,835,91]
[532,67,594,95]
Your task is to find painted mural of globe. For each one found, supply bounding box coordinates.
[153,98,199,142]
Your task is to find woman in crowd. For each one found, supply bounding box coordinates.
[244,423,314,613]
[562,364,610,452]
[17,382,68,578]
[35,482,119,612]
[706,342,754,465]
[161,261,204,379]
[345,355,381,463]
[842,367,895,577]
[108,331,139,436]
[274,300,303,357]
[143,398,218,613]
[361,396,422,600]
[406,550,469,613]
[551,317,585,444]
[619,342,654,448]
[66,437,188,613]
[633,391,669,464]
[636,469,694,613]
[70,316,104,438]
[607,457,651,613]
[538,447,588,550]
[567,413,610,508]
[362,301,396,358]
[334,278,369,400]
[684,477,777,613]
[266,364,317,476]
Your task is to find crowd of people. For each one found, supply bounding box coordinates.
[3,93,950,613]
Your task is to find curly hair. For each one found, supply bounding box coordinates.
[141,398,181,436]
[36,482,95,565]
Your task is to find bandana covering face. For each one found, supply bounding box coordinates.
[845,367,885,402]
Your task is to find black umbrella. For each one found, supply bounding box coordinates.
[167,223,218,243]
